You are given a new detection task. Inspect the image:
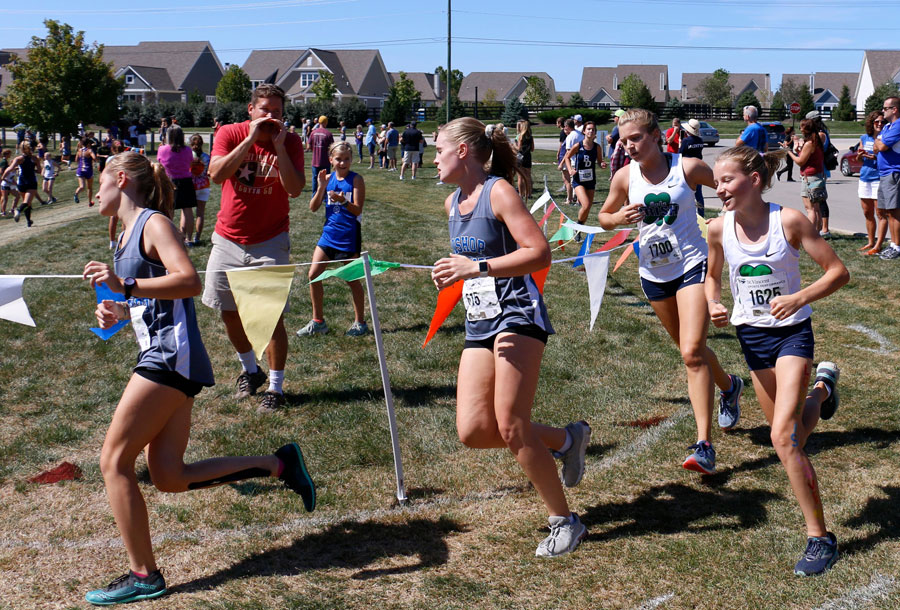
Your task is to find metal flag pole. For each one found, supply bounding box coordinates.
[361,252,408,505]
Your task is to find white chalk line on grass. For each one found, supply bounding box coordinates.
[596,409,689,472]
[0,486,526,552]
[634,592,675,610]
[847,324,895,356]
[813,573,896,610]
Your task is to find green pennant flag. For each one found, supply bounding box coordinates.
[548,225,575,242]
[309,258,402,283]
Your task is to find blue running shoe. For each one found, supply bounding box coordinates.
[85,570,167,605]
[718,374,744,430]
[794,532,839,576]
[682,441,716,474]
[815,362,840,420]
[276,442,316,512]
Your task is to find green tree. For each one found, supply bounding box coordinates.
[437,94,466,122]
[831,85,855,121]
[771,90,786,120]
[567,92,586,108]
[501,98,528,126]
[697,68,733,108]
[797,85,816,117]
[4,20,122,136]
[619,74,657,113]
[310,70,337,102]
[215,65,251,104]
[664,97,686,119]
[555,94,565,105]
[381,71,421,125]
[864,82,900,116]
[523,76,551,106]
[734,90,761,114]
[434,66,463,97]
[188,88,204,105]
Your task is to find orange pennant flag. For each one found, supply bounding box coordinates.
[422,280,464,348]
[532,265,550,293]
[613,241,636,272]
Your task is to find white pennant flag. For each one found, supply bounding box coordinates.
[529,190,552,214]
[583,253,610,331]
[0,276,36,327]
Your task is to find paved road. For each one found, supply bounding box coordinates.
[531,136,869,236]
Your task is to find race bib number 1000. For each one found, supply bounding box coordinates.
[463,276,502,322]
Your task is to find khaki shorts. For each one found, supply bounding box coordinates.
[202,231,291,311]
[387,146,398,161]
[403,150,418,165]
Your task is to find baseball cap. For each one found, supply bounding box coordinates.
[805,110,820,119]
[318,115,328,125]
[574,114,583,122]
[365,118,372,123]
[614,109,626,118]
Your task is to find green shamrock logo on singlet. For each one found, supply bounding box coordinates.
[643,193,678,226]
[738,264,773,276]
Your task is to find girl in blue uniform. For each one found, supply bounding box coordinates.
[297,141,368,337]
[432,117,591,557]
[82,152,315,606]
[1,143,41,226]
[74,137,96,205]
[562,121,605,225]
[706,146,848,576]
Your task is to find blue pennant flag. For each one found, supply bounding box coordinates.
[572,233,596,268]
[89,283,130,340]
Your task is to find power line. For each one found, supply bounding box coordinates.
[455,36,873,53]
[0,0,352,15]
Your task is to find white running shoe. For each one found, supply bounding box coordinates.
[558,421,591,487]
[535,513,587,557]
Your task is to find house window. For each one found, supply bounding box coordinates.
[251,80,262,90]
[125,75,134,85]
[300,72,319,88]
[613,75,618,90]
[660,73,666,91]
[206,95,217,103]
[307,57,313,67]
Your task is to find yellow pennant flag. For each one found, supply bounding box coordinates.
[226,265,295,358]
[697,213,709,240]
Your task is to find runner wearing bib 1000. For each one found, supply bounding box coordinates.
[630,153,707,282]
[724,202,812,327]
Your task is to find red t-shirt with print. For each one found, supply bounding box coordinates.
[212,121,304,245]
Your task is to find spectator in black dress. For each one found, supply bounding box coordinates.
[680,119,706,213]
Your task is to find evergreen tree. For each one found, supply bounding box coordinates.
[664,97,686,119]
[216,65,251,104]
[567,92,586,108]
[831,85,856,121]
[864,82,900,116]
[771,90,786,120]
[619,74,657,113]
[501,98,528,126]
[734,90,761,114]
[4,20,122,136]
[797,86,816,117]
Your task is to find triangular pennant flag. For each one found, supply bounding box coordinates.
[529,190,552,215]
[596,228,632,253]
[537,202,557,228]
[562,221,606,234]
[531,265,550,294]
[697,212,709,240]
[548,225,575,242]
[90,282,130,339]
[613,240,636,272]
[227,265,295,358]
[0,276,35,327]
[422,280,463,348]
[310,258,401,284]
[584,253,610,331]
[572,233,596,268]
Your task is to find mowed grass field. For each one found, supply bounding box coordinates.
[1,150,899,609]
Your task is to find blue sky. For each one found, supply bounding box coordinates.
[0,0,892,91]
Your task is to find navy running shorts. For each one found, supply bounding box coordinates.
[735,318,815,371]
[640,261,707,302]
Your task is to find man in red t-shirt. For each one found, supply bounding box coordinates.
[665,118,684,154]
[203,84,305,412]
[306,115,334,194]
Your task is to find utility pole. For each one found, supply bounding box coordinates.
[446,0,451,125]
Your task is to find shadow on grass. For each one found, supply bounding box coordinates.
[382,322,466,335]
[581,483,780,541]
[842,485,900,557]
[729,426,900,455]
[278,384,456,408]
[174,516,465,594]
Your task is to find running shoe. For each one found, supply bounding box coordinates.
[556,421,591,487]
[256,390,286,414]
[234,368,267,400]
[535,513,587,557]
[794,532,838,576]
[718,374,744,430]
[13,207,20,222]
[84,570,167,605]
[275,442,316,512]
[50,196,57,204]
[26,219,33,227]
[682,441,716,474]
[879,247,900,260]
[296,319,329,337]
[74,193,79,203]
[345,321,369,336]
[815,361,840,420]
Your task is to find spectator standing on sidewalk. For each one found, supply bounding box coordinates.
[874,96,900,260]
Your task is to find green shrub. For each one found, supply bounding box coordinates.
[501,99,528,126]
[536,107,611,125]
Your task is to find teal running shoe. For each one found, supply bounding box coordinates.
[682,441,716,474]
[276,442,316,512]
[85,570,167,605]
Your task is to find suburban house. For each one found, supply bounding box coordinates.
[782,73,857,112]
[579,65,670,107]
[389,72,440,106]
[241,48,392,108]
[0,49,25,97]
[679,72,771,105]
[855,50,900,112]
[458,72,556,104]
[103,41,225,104]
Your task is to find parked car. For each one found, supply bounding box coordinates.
[759,121,786,148]
[840,144,862,177]
[697,121,719,146]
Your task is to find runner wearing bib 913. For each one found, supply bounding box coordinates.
[597,109,744,475]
